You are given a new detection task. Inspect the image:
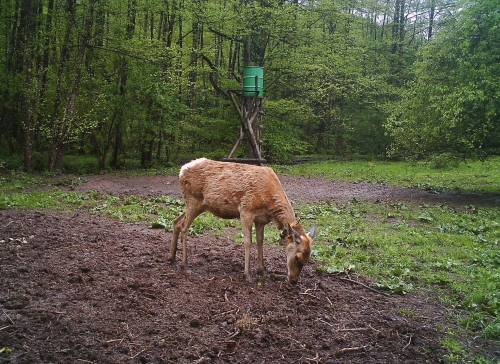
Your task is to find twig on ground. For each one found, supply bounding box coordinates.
[299,291,319,299]
[338,277,391,297]
[129,349,145,359]
[105,338,125,344]
[193,356,210,364]
[214,309,237,317]
[76,360,95,364]
[316,318,335,327]
[304,352,320,363]
[0,325,11,331]
[224,291,230,302]
[338,327,369,332]
[1,221,14,229]
[2,309,14,325]
[335,345,368,356]
[403,335,412,351]
[227,329,240,339]
[326,296,333,306]
[368,324,381,333]
[289,337,307,349]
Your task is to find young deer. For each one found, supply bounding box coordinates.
[169,158,317,284]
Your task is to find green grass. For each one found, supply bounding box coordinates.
[294,200,500,357]
[275,156,500,193]
[0,188,236,237]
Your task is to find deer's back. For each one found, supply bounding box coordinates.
[179,159,286,219]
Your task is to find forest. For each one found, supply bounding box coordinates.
[0,0,498,171]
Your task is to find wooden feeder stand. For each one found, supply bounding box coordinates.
[223,66,266,165]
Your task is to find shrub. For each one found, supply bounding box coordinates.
[428,153,461,169]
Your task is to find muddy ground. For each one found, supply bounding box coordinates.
[0,210,448,363]
[73,174,499,206]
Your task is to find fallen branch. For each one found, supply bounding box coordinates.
[299,292,319,299]
[129,349,145,359]
[1,309,14,325]
[0,325,11,331]
[1,221,14,229]
[304,352,320,362]
[338,277,391,297]
[104,338,125,344]
[316,318,335,328]
[214,309,237,317]
[403,335,412,350]
[338,327,369,332]
[335,345,368,356]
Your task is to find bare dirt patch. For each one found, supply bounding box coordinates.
[73,174,499,206]
[1,210,447,363]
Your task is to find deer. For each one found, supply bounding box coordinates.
[169,158,317,284]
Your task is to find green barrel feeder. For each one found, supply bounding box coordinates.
[243,66,264,97]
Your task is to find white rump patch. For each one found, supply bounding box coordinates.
[179,158,208,177]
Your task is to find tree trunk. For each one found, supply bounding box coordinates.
[189,12,201,108]
[428,0,435,40]
[111,0,136,169]
[49,0,95,171]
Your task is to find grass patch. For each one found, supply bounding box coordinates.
[295,200,499,347]
[275,156,500,193]
[0,188,235,237]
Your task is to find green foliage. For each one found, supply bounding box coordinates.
[1,0,476,170]
[386,0,500,158]
[263,100,312,162]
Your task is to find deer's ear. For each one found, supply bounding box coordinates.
[307,226,317,239]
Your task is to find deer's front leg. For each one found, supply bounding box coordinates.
[255,222,265,274]
[241,215,254,283]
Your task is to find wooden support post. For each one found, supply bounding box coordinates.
[228,91,264,162]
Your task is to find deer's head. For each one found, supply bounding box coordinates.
[282,223,316,284]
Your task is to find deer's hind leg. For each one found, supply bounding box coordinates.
[179,199,204,270]
[169,213,185,263]
[255,222,266,274]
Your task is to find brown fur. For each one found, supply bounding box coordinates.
[169,158,315,283]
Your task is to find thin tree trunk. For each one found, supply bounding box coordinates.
[111,0,136,169]
[428,0,435,40]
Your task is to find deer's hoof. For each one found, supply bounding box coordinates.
[256,266,267,275]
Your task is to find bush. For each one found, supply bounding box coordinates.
[63,155,99,174]
[0,154,23,171]
[428,153,461,169]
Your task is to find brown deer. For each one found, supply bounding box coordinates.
[169,158,317,284]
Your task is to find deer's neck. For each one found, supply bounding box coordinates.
[271,194,296,229]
